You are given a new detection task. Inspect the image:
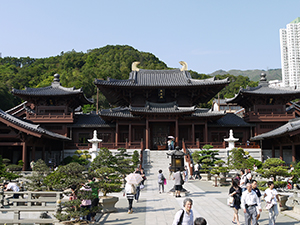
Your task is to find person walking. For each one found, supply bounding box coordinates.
[184,166,189,183]
[158,169,166,193]
[168,139,172,150]
[240,169,248,192]
[173,168,183,197]
[79,184,92,221]
[124,182,136,214]
[169,163,173,179]
[229,179,242,225]
[241,183,261,225]
[172,198,194,225]
[264,181,281,225]
[134,168,141,202]
[4,182,20,199]
[194,163,200,180]
[251,180,262,224]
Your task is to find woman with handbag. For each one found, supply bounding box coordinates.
[229,179,242,225]
[158,169,166,193]
[125,182,136,214]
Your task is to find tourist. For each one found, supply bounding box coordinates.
[241,183,261,225]
[140,167,146,186]
[4,182,20,199]
[193,163,200,179]
[171,139,175,150]
[169,163,173,179]
[251,180,261,224]
[184,166,189,183]
[124,182,136,214]
[79,184,92,221]
[229,179,242,225]
[194,217,207,225]
[30,160,35,170]
[172,198,194,225]
[88,177,99,222]
[173,168,183,197]
[264,181,281,225]
[246,169,252,183]
[240,169,248,192]
[134,168,141,202]
[158,169,166,193]
[168,139,172,150]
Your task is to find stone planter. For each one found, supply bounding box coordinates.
[278,194,289,211]
[200,173,211,181]
[99,196,119,213]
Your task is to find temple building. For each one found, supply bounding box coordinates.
[3,62,300,169]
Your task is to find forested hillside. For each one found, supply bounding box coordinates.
[0,45,258,111]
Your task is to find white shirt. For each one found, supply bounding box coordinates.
[264,188,278,205]
[6,183,19,192]
[172,209,194,225]
[241,190,261,209]
[240,174,247,188]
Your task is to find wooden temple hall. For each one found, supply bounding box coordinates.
[2,61,300,169]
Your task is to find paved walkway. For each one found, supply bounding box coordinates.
[98,177,300,225]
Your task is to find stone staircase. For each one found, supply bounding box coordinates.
[144,150,171,179]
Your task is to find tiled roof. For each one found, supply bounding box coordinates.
[208,113,253,127]
[227,84,300,104]
[191,108,226,117]
[71,114,115,127]
[12,78,93,105]
[99,107,138,118]
[95,69,229,87]
[130,101,195,114]
[0,109,71,140]
[251,118,300,141]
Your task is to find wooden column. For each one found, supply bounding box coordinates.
[115,121,119,147]
[192,123,195,145]
[32,145,36,161]
[292,144,296,162]
[279,145,283,160]
[175,118,179,146]
[145,118,149,149]
[22,142,27,171]
[204,122,208,143]
[129,124,132,146]
[272,145,275,158]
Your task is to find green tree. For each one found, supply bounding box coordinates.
[192,145,219,173]
[228,147,251,170]
[256,158,289,181]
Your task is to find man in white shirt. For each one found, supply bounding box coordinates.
[240,169,248,192]
[4,182,20,199]
[264,181,281,225]
[241,183,261,225]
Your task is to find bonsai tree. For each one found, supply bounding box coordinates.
[256,158,289,181]
[192,145,219,173]
[228,147,251,170]
[61,150,91,166]
[132,150,140,168]
[25,159,51,191]
[0,155,20,181]
[291,161,300,184]
[211,159,229,176]
[89,147,134,196]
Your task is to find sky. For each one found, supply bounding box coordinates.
[1,0,300,74]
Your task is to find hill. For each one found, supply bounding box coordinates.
[209,68,282,82]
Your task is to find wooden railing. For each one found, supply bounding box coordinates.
[244,111,295,122]
[27,113,74,123]
[65,141,143,150]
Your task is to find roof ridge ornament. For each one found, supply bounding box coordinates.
[179,61,188,71]
[132,62,140,71]
[52,73,61,87]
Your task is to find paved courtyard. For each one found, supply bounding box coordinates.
[97,174,300,225]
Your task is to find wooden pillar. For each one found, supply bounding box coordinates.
[22,142,27,171]
[129,124,132,146]
[204,122,208,143]
[292,144,296,162]
[272,145,275,158]
[145,118,149,149]
[42,146,45,160]
[279,145,283,160]
[115,121,119,147]
[175,118,179,146]
[32,145,36,161]
[192,123,195,145]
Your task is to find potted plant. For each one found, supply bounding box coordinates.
[89,147,134,213]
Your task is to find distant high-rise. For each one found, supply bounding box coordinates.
[280,17,300,88]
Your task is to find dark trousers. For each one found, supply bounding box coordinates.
[81,205,91,221]
[128,199,133,210]
[91,198,99,218]
[135,186,140,200]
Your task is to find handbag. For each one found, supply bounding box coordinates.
[227,196,234,206]
[140,184,145,189]
[131,184,136,194]
[164,179,167,185]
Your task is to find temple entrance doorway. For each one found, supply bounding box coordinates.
[150,122,175,150]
